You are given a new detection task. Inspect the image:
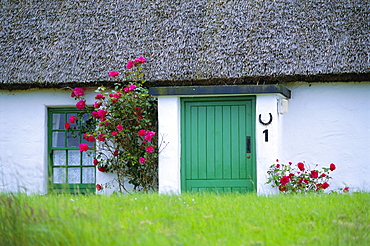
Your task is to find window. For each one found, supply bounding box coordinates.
[48,108,96,194]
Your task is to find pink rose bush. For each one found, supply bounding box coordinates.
[67,57,161,193]
[267,161,339,193]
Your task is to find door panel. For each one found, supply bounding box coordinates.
[181,97,256,192]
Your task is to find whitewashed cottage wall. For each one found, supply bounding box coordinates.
[157,82,370,194]
[280,82,370,192]
[0,82,369,194]
[0,89,95,194]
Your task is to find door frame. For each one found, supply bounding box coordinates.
[152,85,291,195]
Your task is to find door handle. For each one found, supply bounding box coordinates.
[246,136,251,153]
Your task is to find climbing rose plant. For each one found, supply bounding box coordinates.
[266,160,337,193]
[67,56,161,193]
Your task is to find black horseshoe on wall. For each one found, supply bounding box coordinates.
[259,113,273,125]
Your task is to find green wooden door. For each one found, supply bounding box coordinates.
[181,97,256,192]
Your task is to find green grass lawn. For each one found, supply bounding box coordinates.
[1,192,369,246]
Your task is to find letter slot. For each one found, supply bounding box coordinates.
[246,136,251,153]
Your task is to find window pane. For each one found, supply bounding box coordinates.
[52,132,65,147]
[82,167,95,183]
[53,150,66,166]
[49,108,95,194]
[67,131,80,147]
[53,167,66,183]
[52,113,65,129]
[68,167,81,184]
[82,150,94,165]
[68,150,80,166]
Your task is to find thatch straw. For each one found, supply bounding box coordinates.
[0,0,369,89]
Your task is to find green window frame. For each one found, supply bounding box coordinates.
[48,108,96,194]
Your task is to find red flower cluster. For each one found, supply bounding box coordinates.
[70,88,88,110]
[330,163,336,171]
[97,134,106,142]
[123,84,137,93]
[280,176,290,185]
[135,108,144,120]
[95,94,105,100]
[310,170,319,178]
[297,162,305,171]
[109,93,122,101]
[146,146,155,153]
[316,182,330,190]
[98,167,106,172]
[92,110,108,120]
[138,129,156,141]
[64,115,77,130]
[69,115,75,123]
[126,56,146,69]
[138,129,146,136]
[76,100,86,109]
[267,160,337,193]
[83,134,95,143]
[117,125,124,131]
[94,101,102,109]
[299,178,309,184]
[279,185,287,192]
[71,88,86,98]
[109,71,120,77]
[79,143,89,152]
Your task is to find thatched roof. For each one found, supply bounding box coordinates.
[1,0,369,89]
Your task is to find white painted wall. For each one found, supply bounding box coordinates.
[157,82,370,194]
[1,82,369,194]
[281,82,370,192]
[255,94,284,195]
[157,97,181,194]
[0,88,95,194]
